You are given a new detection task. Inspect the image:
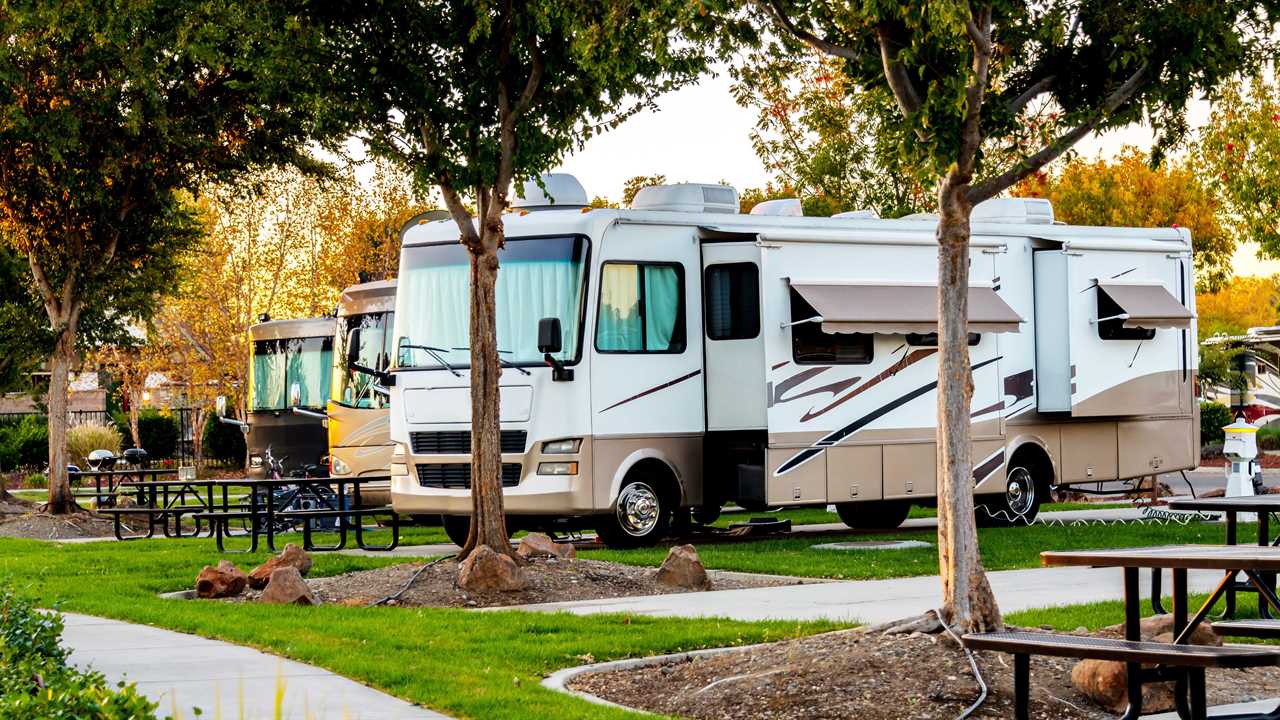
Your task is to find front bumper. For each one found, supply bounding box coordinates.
[391,443,597,516]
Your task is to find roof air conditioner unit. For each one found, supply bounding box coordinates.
[832,209,880,219]
[971,197,1054,225]
[631,183,739,214]
[511,173,589,210]
[749,198,803,216]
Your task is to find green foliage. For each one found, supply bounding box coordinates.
[0,247,50,394]
[0,591,158,719]
[731,52,928,218]
[65,424,123,467]
[1197,75,1280,260]
[0,416,48,472]
[201,412,246,466]
[1200,401,1234,445]
[1257,425,1280,451]
[113,410,178,459]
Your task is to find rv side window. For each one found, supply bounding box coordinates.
[789,288,872,364]
[905,332,981,346]
[596,262,686,353]
[704,263,760,340]
[1096,289,1156,341]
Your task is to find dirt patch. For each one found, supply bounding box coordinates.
[569,627,1280,720]
[0,496,135,540]
[218,556,801,608]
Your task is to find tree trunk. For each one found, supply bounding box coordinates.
[935,172,1002,633]
[459,226,512,560]
[46,325,78,515]
[128,386,142,449]
[192,406,206,466]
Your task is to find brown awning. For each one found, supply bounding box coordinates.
[789,282,1023,334]
[1096,281,1193,329]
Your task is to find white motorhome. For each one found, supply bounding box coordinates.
[1203,327,1280,426]
[388,175,1198,547]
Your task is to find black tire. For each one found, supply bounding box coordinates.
[442,515,470,546]
[596,475,672,549]
[410,514,442,527]
[978,462,1043,526]
[834,500,911,530]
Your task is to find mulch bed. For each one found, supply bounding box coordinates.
[222,556,802,608]
[570,627,1280,720]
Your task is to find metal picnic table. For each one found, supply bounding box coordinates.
[70,467,177,507]
[1042,544,1280,719]
[1168,495,1280,618]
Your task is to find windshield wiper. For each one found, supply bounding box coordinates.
[450,347,531,376]
[400,344,461,377]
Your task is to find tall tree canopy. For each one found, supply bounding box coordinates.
[759,0,1280,632]
[0,0,333,513]
[323,0,733,569]
[1016,147,1232,291]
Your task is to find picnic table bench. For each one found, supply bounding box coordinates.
[963,545,1280,720]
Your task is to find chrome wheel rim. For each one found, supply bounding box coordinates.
[1006,467,1035,516]
[616,482,661,537]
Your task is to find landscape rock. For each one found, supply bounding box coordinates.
[1074,614,1220,712]
[195,560,247,599]
[457,545,528,592]
[248,543,313,590]
[516,532,576,560]
[258,566,320,605]
[655,544,711,591]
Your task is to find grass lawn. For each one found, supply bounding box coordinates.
[1009,589,1275,638]
[583,519,1243,580]
[710,500,1133,528]
[0,536,836,720]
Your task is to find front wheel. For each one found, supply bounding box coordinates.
[834,500,911,530]
[978,464,1043,526]
[595,477,671,548]
[441,515,517,547]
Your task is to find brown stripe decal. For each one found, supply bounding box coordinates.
[973,449,1004,484]
[971,400,1005,418]
[798,349,936,422]
[599,370,702,413]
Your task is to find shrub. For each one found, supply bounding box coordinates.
[21,473,45,489]
[202,412,245,467]
[65,423,123,467]
[1260,426,1280,452]
[0,591,158,719]
[113,409,179,459]
[1200,401,1233,445]
[0,415,47,472]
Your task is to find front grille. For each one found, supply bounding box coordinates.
[409,430,527,454]
[416,463,522,489]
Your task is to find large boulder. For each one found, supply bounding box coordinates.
[195,560,248,599]
[258,566,320,605]
[457,545,528,592]
[516,532,576,560]
[1074,615,1220,713]
[248,544,313,590]
[655,544,711,591]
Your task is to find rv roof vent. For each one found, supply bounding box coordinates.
[832,209,880,219]
[750,198,803,216]
[971,197,1054,225]
[511,173,589,210]
[631,183,739,214]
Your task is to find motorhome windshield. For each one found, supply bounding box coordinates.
[251,337,333,411]
[334,312,393,409]
[395,235,588,369]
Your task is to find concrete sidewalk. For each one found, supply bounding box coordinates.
[505,565,1227,625]
[62,612,449,720]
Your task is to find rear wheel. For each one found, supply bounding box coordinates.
[834,500,911,530]
[596,476,671,548]
[978,463,1043,526]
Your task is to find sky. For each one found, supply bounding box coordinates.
[551,69,1280,278]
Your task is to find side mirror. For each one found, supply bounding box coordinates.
[346,328,362,366]
[215,395,228,418]
[289,382,302,408]
[537,317,562,354]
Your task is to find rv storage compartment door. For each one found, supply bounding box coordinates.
[1032,249,1193,417]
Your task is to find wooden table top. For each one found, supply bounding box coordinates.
[1042,544,1280,571]
[1168,495,1280,513]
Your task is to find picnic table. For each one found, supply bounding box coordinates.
[98,475,398,553]
[1168,495,1280,618]
[70,467,176,507]
[1036,544,1280,719]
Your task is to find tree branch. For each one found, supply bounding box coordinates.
[955,4,993,179]
[761,0,861,62]
[876,23,922,116]
[1007,75,1055,115]
[968,61,1151,203]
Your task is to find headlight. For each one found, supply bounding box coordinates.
[537,461,578,476]
[248,454,263,468]
[541,438,582,454]
[330,456,351,475]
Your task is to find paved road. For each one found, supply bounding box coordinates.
[62,612,449,720]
